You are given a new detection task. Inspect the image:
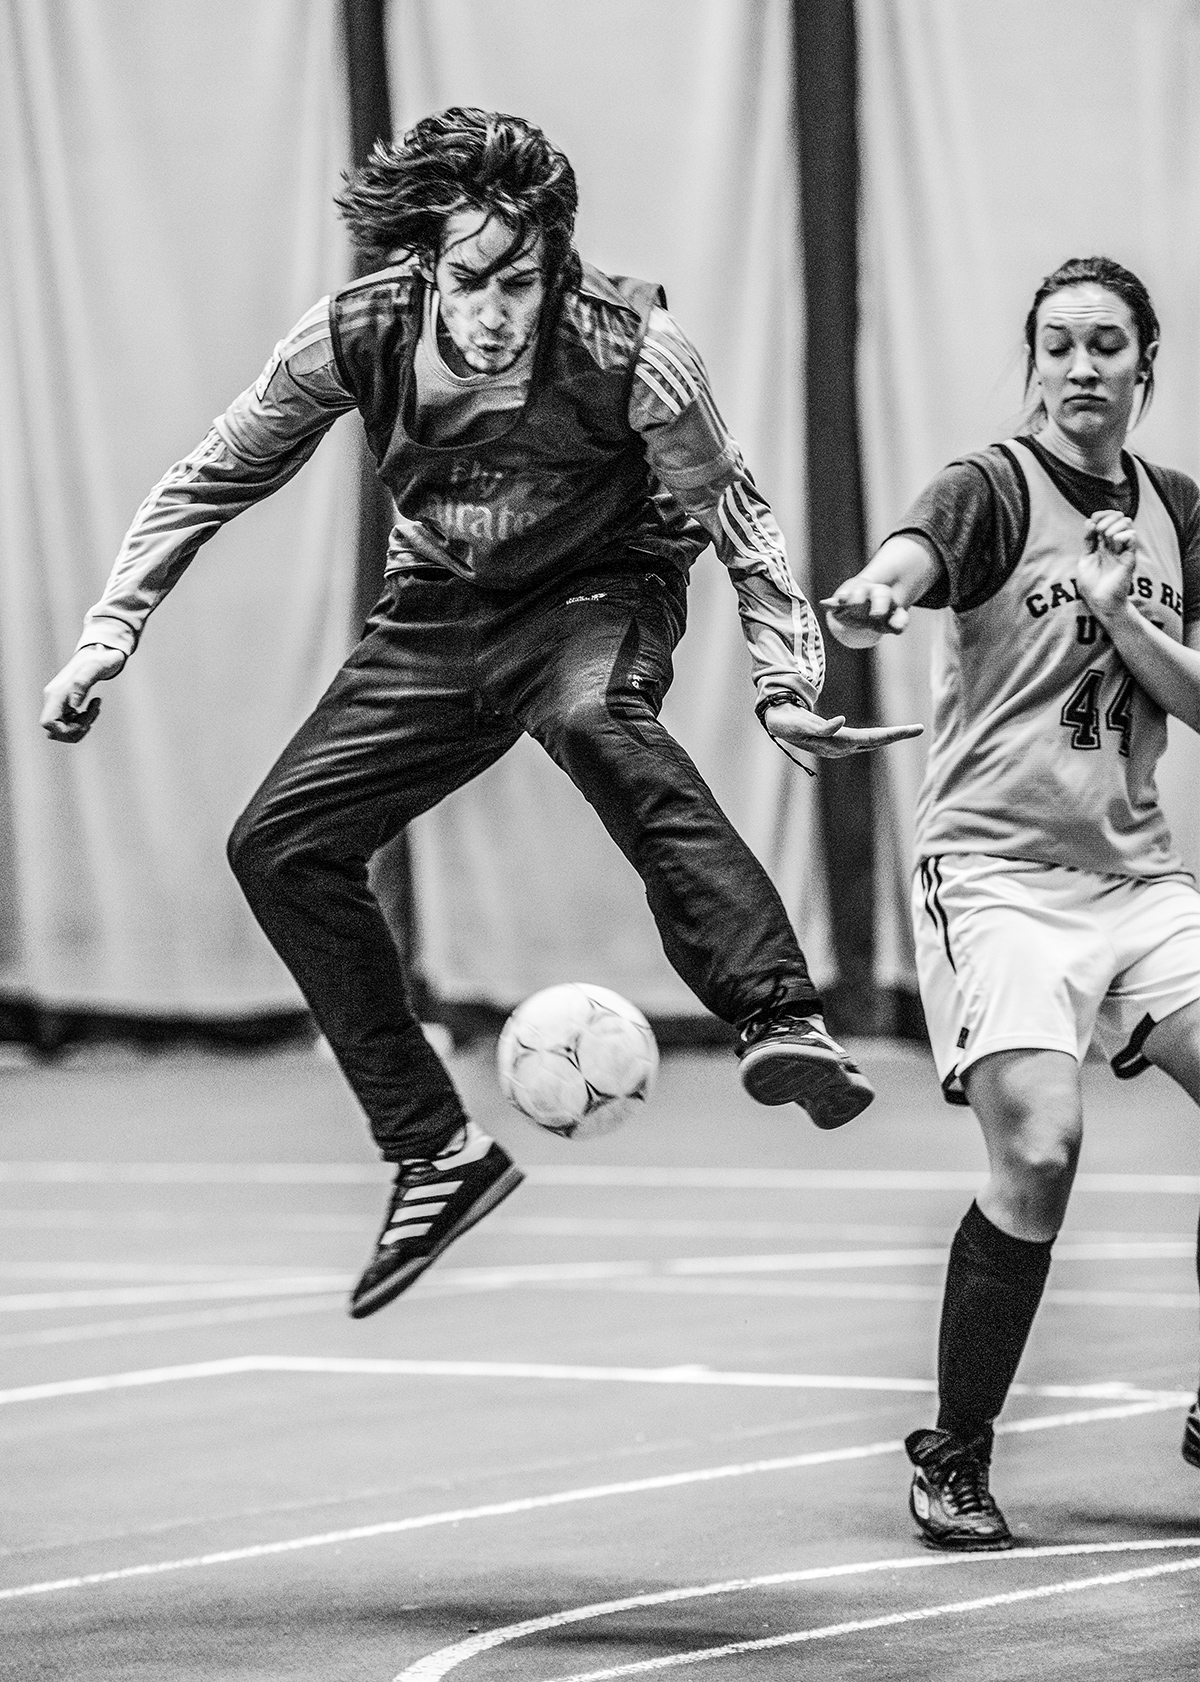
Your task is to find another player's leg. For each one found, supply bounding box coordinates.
[908,1048,1079,1549]
[228,579,524,1316]
[1142,999,1200,1466]
[513,568,872,1130]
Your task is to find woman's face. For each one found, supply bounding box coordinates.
[1032,283,1154,448]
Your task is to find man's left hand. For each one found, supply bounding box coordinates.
[765,702,923,758]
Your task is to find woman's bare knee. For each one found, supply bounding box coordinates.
[964,1049,1082,1240]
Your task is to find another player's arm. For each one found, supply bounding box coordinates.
[1077,512,1200,734]
[822,535,944,649]
[41,300,355,743]
[631,311,921,758]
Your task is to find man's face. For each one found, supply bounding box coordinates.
[431,208,547,375]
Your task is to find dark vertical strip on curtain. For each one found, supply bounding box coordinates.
[0,696,21,979]
[342,0,423,990]
[343,0,394,634]
[792,0,880,1030]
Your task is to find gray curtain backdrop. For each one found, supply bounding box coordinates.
[0,0,356,1014]
[858,0,1200,989]
[10,0,1196,1025]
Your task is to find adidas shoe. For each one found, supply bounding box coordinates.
[1183,1394,1200,1468]
[349,1120,524,1320]
[905,1428,1013,1551]
[737,1010,874,1129]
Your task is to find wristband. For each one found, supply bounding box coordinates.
[754,691,806,725]
[755,692,818,776]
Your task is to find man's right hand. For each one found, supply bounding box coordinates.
[41,646,127,742]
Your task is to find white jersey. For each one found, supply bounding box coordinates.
[915,438,1187,879]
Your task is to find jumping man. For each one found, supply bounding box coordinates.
[43,109,919,1319]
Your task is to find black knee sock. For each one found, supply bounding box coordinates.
[936,1201,1054,1458]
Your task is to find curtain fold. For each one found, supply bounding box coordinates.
[0,0,356,1014]
[389,0,832,1016]
[858,0,1200,988]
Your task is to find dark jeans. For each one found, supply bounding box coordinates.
[228,560,820,1159]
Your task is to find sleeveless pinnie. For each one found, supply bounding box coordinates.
[915,438,1188,878]
[329,259,705,591]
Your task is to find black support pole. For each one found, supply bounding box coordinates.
[342,0,395,635]
[344,0,392,180]
[792,0,880,1032]
[341,1,423,989]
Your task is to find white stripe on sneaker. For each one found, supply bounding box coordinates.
[387,1211,445,1229]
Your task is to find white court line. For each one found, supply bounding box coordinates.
[5,1208,1193,1245]
[5,1277,1195,1354]
[671,1248,948,1274]
[3,1162,1200,1193]
[0,1354,1187,1409]
[0,1399,1184,1604]
[661,1244,1200,1275]
[1053,1241,1196,1260]
[0,1161,383,1184]
[0,1243,1189,1314]
[0,1295,346,1351]
[0,1276,351,1313]
[538,1276,1200,1310]
[377,1255,941,1297]
[393,1542,1200,1682]
[0,1262,330,1282]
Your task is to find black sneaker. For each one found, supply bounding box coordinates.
[737,1011,874,1129]
[1183,1395,1200,1468]
[349,1121,524,1319]
[905,1428,1013,1551]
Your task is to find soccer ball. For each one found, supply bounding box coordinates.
[497,983,659,1140]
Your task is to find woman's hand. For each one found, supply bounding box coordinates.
[821,581,911,649]
[1077,511,1137,625]
[765,702,923,758]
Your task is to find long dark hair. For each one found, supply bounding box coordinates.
[335,107,578,279]
[1023,256,1160,427]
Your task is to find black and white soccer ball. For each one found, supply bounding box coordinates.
[497,983,659,1140]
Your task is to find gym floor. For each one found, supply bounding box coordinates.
[3,1035,1199,1680]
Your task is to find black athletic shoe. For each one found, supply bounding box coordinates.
[1183,1395,1200,1468]
[905,1428,1014,1551]
[737,1010,874,1129]
[349,1121,524,1320]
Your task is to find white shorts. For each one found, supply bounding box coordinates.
[913,854,1200,1103]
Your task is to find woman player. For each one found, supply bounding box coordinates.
[825,256,1200,1549]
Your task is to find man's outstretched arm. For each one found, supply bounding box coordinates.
[631,310,921,758]
[41,298,355,742]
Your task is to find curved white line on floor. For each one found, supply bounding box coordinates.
[0,1397,1185,1603]
[391,1541,1200,1681]
[0,1438,907,1602]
